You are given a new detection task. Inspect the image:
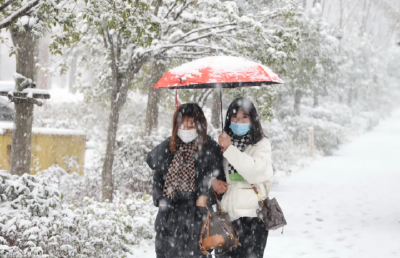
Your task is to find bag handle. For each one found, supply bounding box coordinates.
[199,211,211,255]
[251,184,265,204]
[212,190,223,212]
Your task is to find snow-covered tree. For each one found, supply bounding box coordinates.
[0,0,75,176]
[0,0,41,29]
[213,0,300,121]
[56,0,302,201]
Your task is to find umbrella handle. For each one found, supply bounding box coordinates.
[220,88,224,152]
[175,89,179,109]
[220,88,223,131]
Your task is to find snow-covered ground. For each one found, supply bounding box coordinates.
[132,109,400,258]
[267,109,400,258]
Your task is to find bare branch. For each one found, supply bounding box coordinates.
[156,43,224,52]
[164,1,178,18]
[154,0,163,16]
[343,0,361,29]
[118,55,147,109]
[0,0,16,13]
[184,27,236,44]
[156,25,234,58]
[199,89,213,108]
[163,21,181,37]
[174,0,194,21]
[0,0,40,30]
[156,55,203,60]
[196,88,212,103]
[170,50,216,56]
[173,22,237,43]
[101,29,109,49]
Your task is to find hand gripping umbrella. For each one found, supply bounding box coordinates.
[153,56,284,130]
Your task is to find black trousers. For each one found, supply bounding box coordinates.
[218,217,269,258]
[155,199,210,258]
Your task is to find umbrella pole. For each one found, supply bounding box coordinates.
[219,88,224,132]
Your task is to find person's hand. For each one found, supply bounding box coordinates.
[212,179,229,194]
[196,195,207,207]
[159,199,167,207]
[218,131,231,150]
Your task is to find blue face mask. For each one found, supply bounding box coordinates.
[229,122,251,136]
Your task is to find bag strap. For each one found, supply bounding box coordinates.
[213,190,223,212]
[199,211,211,255]
[251,184,265,204]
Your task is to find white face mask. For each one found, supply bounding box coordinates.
[177,129,198,143]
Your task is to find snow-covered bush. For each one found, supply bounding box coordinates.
[286,115,342,155]
[36,165,102,203]
[312,122,344,155]
[0,171,61,217]
[264,119,295,174]
[113,128,170,195]
[0,171,156,258]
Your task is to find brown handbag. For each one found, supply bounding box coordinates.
[198,191,239,255]
[251,184,287,231]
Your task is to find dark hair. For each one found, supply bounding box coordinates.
[169,103,208,153]
[224,97,264,144]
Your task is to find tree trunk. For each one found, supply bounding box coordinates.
[69,54,77,93]
[303,0,307,9]
[144,87,161,135]
[144,63,165,135]
[211,89,221,129]
[338,92,343,103]
[339,0,344,29]
[353,88,358,101]
[102,100,120,202]
[100,29,145,202]
[9,27,37,176]
[294,89,302,115]
[347,88,353,106]
[321,0,326,15]
[313,91,319,108]
[359,0,372,37]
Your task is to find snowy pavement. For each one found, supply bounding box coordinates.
[268,109,400,258]
[133,109,400,258]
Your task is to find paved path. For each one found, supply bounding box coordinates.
[268,109,400,258]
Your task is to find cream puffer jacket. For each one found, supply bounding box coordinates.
[220,137,274,221]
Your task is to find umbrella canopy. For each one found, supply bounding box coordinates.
[153,56,284,131]
[153,56,284,89]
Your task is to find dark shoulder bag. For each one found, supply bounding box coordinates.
[251,184,287,231]
[199,191,239,255]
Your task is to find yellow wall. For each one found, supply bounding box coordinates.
[0,130,12,171]
[0,129,85,175]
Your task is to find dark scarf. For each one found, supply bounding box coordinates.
[228,132,252,182]
[163,140,197,200]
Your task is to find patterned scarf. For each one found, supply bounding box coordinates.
[163,140,197,200]
[228,132,252,182]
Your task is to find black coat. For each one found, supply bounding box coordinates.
[147,136,223,206]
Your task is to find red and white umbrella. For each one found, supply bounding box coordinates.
[153,56,284,129]
[154,56,283,89]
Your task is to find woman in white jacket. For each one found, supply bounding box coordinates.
[212,97,273,258]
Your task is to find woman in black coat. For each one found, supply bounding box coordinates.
[147,103,223,258]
